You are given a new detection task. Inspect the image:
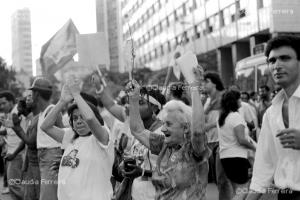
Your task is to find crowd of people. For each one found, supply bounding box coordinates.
[0,35,299,200]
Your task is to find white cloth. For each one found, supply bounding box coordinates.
[58,127,114,200]
[239,101,258,128]
[250,86,300,192]
[37,105,61,149]
[217,112,249,159]
[131,126,163,200]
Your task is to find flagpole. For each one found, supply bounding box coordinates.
[125,15,135,81]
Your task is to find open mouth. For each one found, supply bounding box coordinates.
[164,132,171,137]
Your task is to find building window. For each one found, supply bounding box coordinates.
[223,3,236,25]
[182,3,187,16]
[154,48,158,58]
[159,22,163,32]
[174,10,178,21]
[193,25,200,39]
[160,44,164,55]
[206,19,213,33]
[220,10,225,27]
[238,0,247,18]
[166,16,170,27]
[167,41,171,52]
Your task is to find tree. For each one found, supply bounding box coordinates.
[0,57,22,97]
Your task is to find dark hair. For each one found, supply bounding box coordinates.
[259,85,270,92]
[80,92,98,107]
[241,91,250,100]
[0,90,15,104]
[265,35,300,60]
[204,71,225,91]
[141,86,166,114]
[249,91,256,98]
[35,90,52,101]
[67,102,104,139]
[97,97,104,108]
[218,90,241,127]
[169,82,184,99]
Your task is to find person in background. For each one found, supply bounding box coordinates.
[6,92,41,200]
[166,82,190,105]
[246,35,300,200]
[29,77,63,200]
[203,71,232,200]
[257,85,271,128]
[0,91,24,200]
[217,90,256,200]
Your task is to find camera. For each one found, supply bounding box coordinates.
[123,157,136,172]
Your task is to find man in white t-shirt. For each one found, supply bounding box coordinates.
[28,77,63,200]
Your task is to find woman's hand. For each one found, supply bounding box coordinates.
[191,65,204,88]
[91,73,104,91]
[125,79,140,100]
[67,76,81,96]
[60,84,73,103]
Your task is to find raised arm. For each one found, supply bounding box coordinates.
[190,67,207,156]
[69,77,109,145]
[41,85,72,143]
[128,80,150,148]
[91,74,126,122]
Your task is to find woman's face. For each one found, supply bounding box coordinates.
[161,112,186,146]
[72,109,91,136]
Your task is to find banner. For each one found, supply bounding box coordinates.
[40,19,79,76]
[76,32,110,69]
[176,51,198,84]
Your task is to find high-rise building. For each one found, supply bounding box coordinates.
[11,8,33,87]
[96,0,123,72]
[121,0,300,86]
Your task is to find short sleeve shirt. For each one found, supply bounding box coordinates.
[149,132,210,200]
[217,112,249,159]
[58,128,114,200]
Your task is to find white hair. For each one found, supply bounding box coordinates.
[157,100,192,126]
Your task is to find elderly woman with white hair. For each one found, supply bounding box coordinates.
[127,71,210,200]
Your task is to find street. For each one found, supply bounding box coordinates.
[0,177,277,200]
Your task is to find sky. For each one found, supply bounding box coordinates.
[0,0,96,67]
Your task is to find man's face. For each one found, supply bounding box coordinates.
[268,46,300,88]
[0,97,14,113]
[258,88,269,99]
[29,90,39,109]
[241,94,249,102]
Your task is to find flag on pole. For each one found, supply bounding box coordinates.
[40,19,79,76]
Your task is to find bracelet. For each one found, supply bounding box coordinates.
[95,85,104,95]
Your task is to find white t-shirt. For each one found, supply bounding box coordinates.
[58,128,114,200]
[37,105,61,149]
[217,112,249,159]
